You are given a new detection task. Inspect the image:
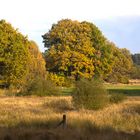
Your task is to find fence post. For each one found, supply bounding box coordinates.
[62,114,66,129]
[57,114,67,129]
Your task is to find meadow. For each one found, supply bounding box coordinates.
[0,95,139,140]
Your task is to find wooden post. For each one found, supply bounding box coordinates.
[62,114,66,129]
[57,114,67,129]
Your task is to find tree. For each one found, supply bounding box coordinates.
[42,19,95,80]
[27,41,46,79]
[132,53,140,65]
[105,47,133,83]
[0,20,30,88]
[82,22,114,78]
[42,19,134,83]
[131,53,140,79]
[130,65,140,79]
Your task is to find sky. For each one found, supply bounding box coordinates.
[0,0,140,53]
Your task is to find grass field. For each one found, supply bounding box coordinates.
[106,84,140,96]
[61,84,140,96]
[0,96,139,140]
[0,84,139,139]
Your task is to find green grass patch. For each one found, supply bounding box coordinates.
[61,84,140,96]
[61,87,74,96]
[106,85,140,96]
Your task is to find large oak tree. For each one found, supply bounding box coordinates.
[42,19,95,80]
[42,19,114,80]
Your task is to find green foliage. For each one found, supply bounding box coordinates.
[106,74,129,84]
[105,47,133,83]
[0,20,30,88]
[82,22,114,79]
[21,77,60,96]
[132,53,140,65]
[72,79,109,110]
[130,65,140,79]
[110,93,126,104]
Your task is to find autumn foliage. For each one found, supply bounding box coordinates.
[0,19,137,91]
[42,19,133,82]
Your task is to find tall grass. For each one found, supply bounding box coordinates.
[0,96,139,140]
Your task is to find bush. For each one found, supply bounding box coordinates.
[20,77,60,96]
[119,76,129,84]
[110,93,126,104]
[46,73,74,87]
[106,75,129,84]
[46,73,65,86]
[72,79,109,110]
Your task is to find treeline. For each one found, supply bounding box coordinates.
[0,20,46,91]
[132,53,140,65]
[131,53,140,79]
[0,19,140,91]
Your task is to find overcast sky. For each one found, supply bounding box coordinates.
[0,0,140,53]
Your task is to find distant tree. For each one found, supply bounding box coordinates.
[27,41,46,80]
[131,53,140,79]
[106,47,133,83]
[132,53,140,65]
[0,20,30,88]
[131,65,140,79]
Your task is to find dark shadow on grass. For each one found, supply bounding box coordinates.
[108,89,140,96]
[0,119,139,140]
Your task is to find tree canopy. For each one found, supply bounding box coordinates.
[0,20,30,87]
[28,40,46,79]
[82,22,114,78]
[105,47,133,83]
[42,19,95,80]
[132,53,140,65]
[42,19,115,80]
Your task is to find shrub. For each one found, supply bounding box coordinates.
[72,79,109,110]
[110,93,126,104]
[119,76,129,84]
[46,73,74,87]
[46,73,65,86]
[20,77,60,96]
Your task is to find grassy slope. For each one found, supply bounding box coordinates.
[0,96,139,140]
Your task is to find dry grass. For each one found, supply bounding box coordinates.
[0,96,139,140]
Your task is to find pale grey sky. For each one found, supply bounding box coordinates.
[0,0,140,53]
